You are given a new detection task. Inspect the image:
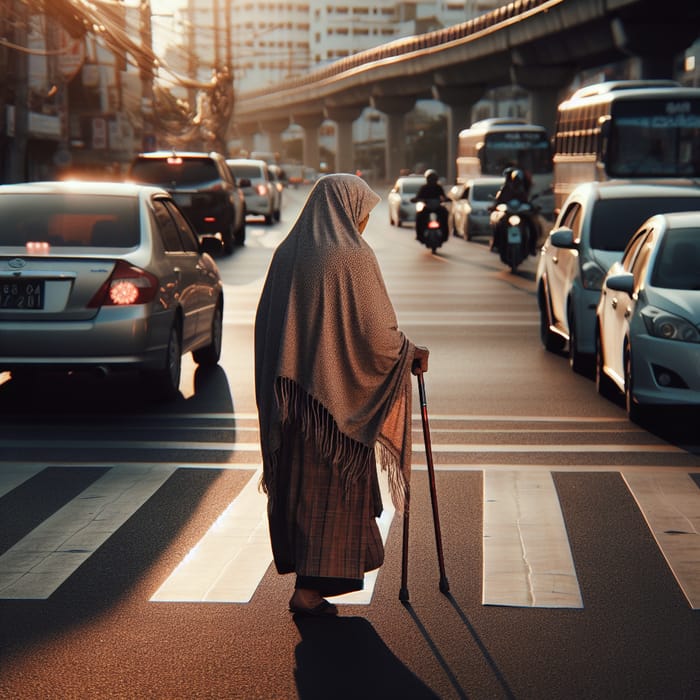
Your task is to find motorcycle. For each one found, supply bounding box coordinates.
[489,198,538,272]
[415,199,448,254]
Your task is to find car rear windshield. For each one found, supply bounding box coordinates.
[472,184,499,200]
[130,157,220,187]
[228,164,262,179]
[591,196,700,250]
[0,194,140,248]
[401,180,422,195]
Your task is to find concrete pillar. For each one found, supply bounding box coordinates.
[233,123,257,156]
[324,105,364,174]
[259,117,290,160]
[293,113,324,170]
[431,85,485,184]
[509,64,575,136]
[370,96,416,182]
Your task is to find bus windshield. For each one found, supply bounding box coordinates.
[480,132,552,175]
[608,98,700,178]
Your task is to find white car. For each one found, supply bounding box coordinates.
[448,177,502,240]
[536,182,700,374]
[595,211,700,422]
[226,158,280,224]
[387,175,424,227]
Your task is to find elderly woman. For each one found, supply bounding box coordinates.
[255,173,428,616]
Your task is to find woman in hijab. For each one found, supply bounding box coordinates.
[255,173,429,617]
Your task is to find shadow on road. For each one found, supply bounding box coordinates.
[293,615,440,699]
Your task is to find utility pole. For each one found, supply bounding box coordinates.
[139,0,156,151]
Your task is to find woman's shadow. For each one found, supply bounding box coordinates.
[293,615,439,700]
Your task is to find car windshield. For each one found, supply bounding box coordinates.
[651,227,700,289]
[401,180,422,195]
[228,164,262,179]
[0,194,140,248]
[590,196,700,250]
[130,157,220,187]
[472,184,499,200]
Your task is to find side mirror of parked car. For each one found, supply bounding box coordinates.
[550,227,577,249]
[199,233,224,257]
[604,272,635,294]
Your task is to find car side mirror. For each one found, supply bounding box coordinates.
[238,178,251,188]
[605,272,635,294]
[550,227,576,249]
[199,233,223,257]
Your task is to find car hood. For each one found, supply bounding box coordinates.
[646,288,700,321]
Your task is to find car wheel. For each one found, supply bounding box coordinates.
[624,345,646,424]
[595,327,617,400]
[538,286,565,353]
[234,219,246,246]
[147,321,182,401]
[264,213,273,225]
[568,309,591,376]
[192,302,223,367]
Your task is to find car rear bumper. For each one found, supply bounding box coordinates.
[0,306,173,372]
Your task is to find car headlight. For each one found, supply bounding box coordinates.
[581,260,607,290]
[640,306,700,343]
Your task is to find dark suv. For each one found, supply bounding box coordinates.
[128,151,246,253]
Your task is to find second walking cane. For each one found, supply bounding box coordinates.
[399,362,449,602]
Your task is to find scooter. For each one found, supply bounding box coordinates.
[415,199,448,254]
[489,198,538,273]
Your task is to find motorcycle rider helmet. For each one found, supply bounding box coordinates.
[424,169,439,184]
[508,168,526,184]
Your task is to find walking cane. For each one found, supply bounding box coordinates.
[400,362,450,603]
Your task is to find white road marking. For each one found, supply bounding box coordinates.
[623,471,700,609]
[0,464,176,599]
[0,464,45,497]
[151,469,272,603]
[482,470,583,608]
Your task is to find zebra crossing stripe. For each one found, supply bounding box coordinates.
[0,464,176,599]
[151,468,272,603]
[482,470,583,608]
[622,471,700,609]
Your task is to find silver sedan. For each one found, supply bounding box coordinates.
[0,181,224,400]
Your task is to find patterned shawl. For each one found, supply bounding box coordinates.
[255,174,415,510]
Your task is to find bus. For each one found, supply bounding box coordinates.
[456,117,554,218]
[552,80,700,212]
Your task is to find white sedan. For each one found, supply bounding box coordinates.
[595,210,700,422]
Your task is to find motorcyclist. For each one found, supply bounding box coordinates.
[411,169,449,242]
[490,166,537,255]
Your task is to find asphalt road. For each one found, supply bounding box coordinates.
[0,184,698,699]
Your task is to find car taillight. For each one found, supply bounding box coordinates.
[256,183,268,196]
[88,260,159,307]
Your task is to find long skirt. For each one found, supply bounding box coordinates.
[268,421,384,597]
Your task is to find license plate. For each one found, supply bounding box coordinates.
[0,279,45,309]
[507,226,522,244]
[175,194,192,207]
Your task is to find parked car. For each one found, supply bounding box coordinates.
[226,158,280,224]
[0,181,224,400]
[536,182,700,374]
[448,177,502,240]
[595,210,700,422]
[128,151,246,253]
[387,175,425,227]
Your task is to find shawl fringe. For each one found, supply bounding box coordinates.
[264,377,407,508]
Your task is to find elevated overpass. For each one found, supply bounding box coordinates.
[232,0,699,181]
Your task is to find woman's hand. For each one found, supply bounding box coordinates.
[412,346,429,374]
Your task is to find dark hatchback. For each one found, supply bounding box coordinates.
[128,151,246,253]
